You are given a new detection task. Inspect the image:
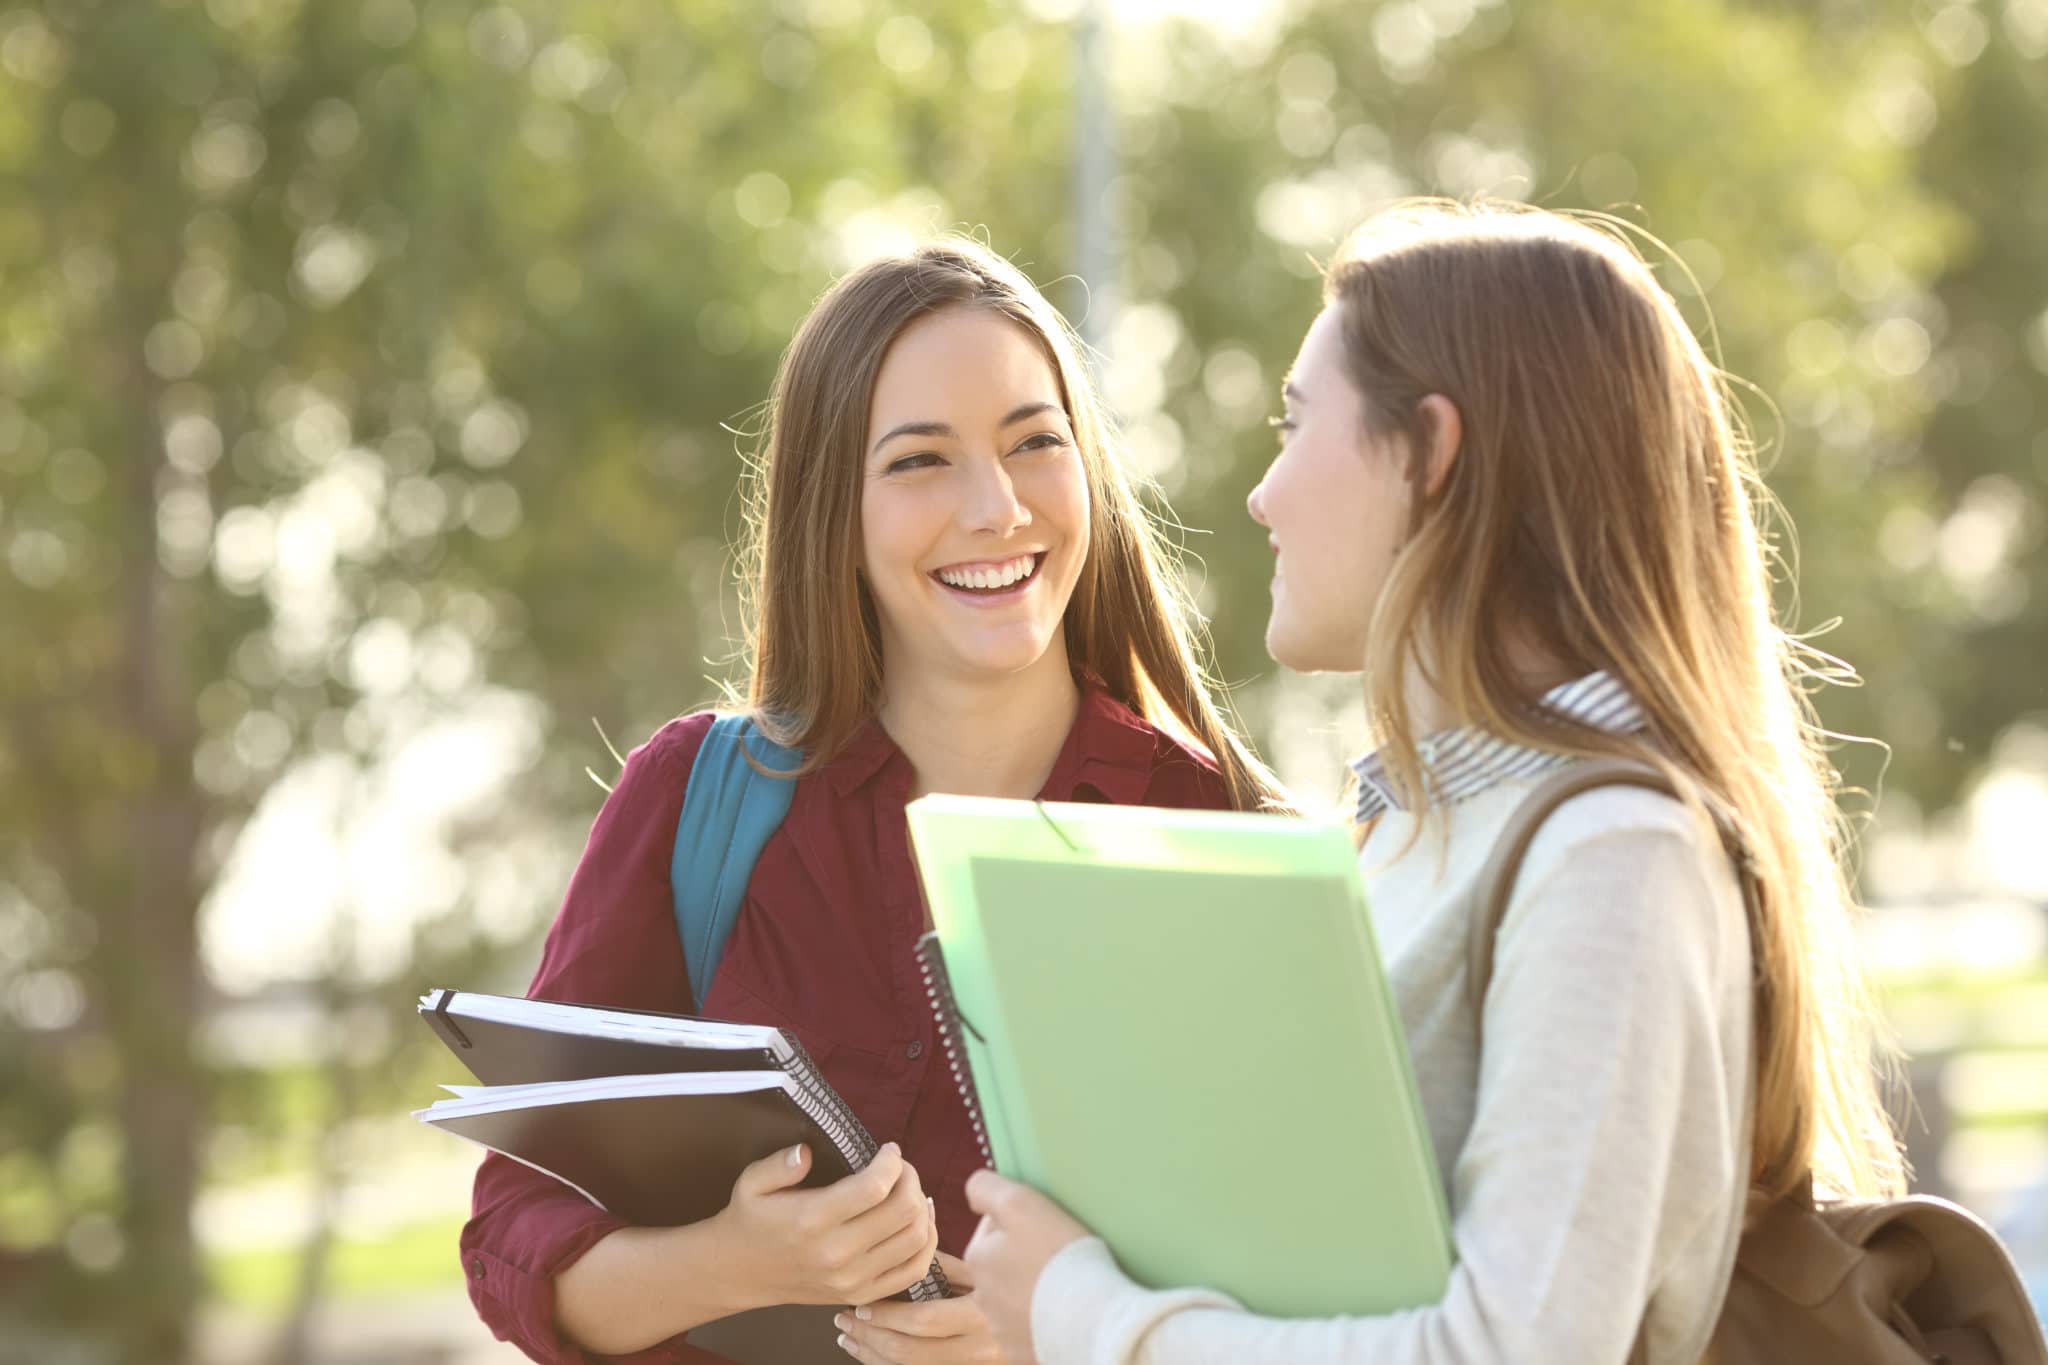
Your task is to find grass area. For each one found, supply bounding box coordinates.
[208,1214,470,1310]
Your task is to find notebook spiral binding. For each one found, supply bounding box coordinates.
[915,932,994,1171]
[780,1033,951,1303]
[783,1035,878,1160]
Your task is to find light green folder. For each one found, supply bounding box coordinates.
[906,796,1454,1318]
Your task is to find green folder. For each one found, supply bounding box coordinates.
[906,796,1453,1318]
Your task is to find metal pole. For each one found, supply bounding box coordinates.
[1073,0,1119,363]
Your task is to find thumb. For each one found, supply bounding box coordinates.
[735,1142,812,1199]
[964,1168,1016,1219]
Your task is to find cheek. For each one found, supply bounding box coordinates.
[1022,458,1090,546]
[859,485,932,576]
[1063,473,1091,554]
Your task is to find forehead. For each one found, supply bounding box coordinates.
[868,306,1064,421]
[1289,305,1350,389]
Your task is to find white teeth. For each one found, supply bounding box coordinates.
[939,555,1036,590]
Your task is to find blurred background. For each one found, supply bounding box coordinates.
[2,0,2045,1359]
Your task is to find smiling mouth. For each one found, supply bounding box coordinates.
[930,552,1045,599]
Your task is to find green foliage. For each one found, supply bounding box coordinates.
[206,1213,469,1309]
[1,0,2043,1357]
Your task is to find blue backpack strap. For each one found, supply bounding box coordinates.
[670,714,801,1011]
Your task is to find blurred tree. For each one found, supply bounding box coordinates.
[1112,0,1976,824]
[1874,4,2048,811]
[1,0,2044,1358]
[0,0,1076,1357]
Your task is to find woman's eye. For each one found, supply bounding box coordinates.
[886,452,943,474]
[1013,432,1070,455]
[1268,415,1297,446]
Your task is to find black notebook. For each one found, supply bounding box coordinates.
[415,989,948,1363]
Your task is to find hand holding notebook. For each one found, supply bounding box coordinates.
[713,1137,942,1310]
[414,989,948,1364]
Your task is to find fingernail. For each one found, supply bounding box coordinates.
[787,1144,805,1168]
[833,1314,850,1332]
[855,1304,872,1321]
[927,1196,936,1219]
[836,1333,853,1355]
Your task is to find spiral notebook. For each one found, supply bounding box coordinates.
[907,797,1454,1319]
[415,990,947,1362]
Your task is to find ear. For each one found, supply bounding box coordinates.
[1413,394,1463,500]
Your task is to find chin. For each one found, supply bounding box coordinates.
[952,633,1062,679]
[1265,624,1357,676]
[1264,622,1309,672]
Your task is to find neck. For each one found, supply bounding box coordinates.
[1389,630,1577,737]
[878,647,1083,801]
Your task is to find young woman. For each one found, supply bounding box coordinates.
[936,200,1906,1365]
[461,238,1284,1363]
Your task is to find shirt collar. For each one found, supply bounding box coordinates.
[1038,683,1160,805]
[1349,670,1649,822]
[825,680,1161,804]
[826,710,906,797]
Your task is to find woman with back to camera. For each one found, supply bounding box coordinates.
[461,238,1286,1364]
[928,200,1906,1365]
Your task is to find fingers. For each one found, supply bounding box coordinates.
[816,1142,907,1223]
[834,1316,917,1365]
[834,1155,927,1261]
[842,1169,941,1304]
[846,1294,980,1335]
[832,1315,954,1363]
[934,1249,974,1291]
[733,1141,812,1199]
[835,1298,998,1364]
[846,1187,940,1298]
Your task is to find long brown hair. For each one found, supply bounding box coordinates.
[1328,199,1902,1201]
[736,236,1284,812]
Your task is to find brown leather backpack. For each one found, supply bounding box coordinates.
[1467,758,2048,1365]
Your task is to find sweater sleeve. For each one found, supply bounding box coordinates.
[459,714,727,1365]
[1030,799,1750,1365]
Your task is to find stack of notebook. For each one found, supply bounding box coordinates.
[415,989,947,1362]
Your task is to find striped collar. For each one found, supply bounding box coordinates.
[1350,671,1649,822]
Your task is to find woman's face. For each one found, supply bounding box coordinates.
[1248,304,1415,674]
[859,306,1090,686]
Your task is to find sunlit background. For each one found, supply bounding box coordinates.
[4,0,2048,1359]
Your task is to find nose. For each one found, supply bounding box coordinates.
[1247,477,1270,529]
[963,455,1029,536]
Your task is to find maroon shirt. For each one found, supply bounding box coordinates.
[461,685,1235,1363]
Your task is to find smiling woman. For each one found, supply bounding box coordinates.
[858,308,1090,752]
[458,236,1286,1365]
[742,238,1281,812]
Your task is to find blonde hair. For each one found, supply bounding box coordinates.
[738,236,1285,813]
[1329,199,1902,1200]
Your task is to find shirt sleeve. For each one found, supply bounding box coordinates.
[460,714,725,1365]
[1029,801,1750,1365]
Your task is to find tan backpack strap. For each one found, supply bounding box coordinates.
[1465,758,1683,1034]
[1465,757,1766,1365]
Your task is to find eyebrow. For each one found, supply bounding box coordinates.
[868,402,1066,456]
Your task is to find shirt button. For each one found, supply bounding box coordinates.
[469,1258,486,1280]
[905,1040,924,1060]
